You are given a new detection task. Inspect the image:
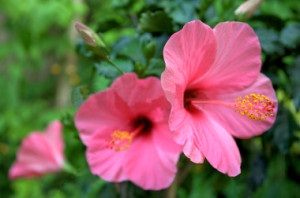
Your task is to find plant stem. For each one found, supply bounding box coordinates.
[106,59,125,74]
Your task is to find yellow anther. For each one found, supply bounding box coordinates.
[233,93,275,121]
[108,130,134,152]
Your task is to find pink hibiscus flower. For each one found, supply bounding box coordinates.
[161,20,277,176]
[75,73,181,190]
[9,120,65,179]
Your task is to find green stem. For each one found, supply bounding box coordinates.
[63,162,78,176]
[106,59,125,74]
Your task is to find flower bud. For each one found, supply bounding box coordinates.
[235,0,263,18]
[75,22,110,60]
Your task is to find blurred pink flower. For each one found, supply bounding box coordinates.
[9,120,65,179]
[235,0,263,18]
[75,73,181,190]
[161,20,277,176]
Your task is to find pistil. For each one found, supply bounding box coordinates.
[186,93,275,121]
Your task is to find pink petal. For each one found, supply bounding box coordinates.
[202,74,278,138]
[194,114,242,177]
[86,132,128,182]
[123,133,177,190]
[161,68,186,108]
[44,120,65,166]
[161,72,204,162]
[168,108,205,163]
[9,164,42,179]
[191,22,261,93]
[110,73,165,108]
[152,123,182,162]
[75,89,133,145]
[171,110,241,176]
[163,20,217,86]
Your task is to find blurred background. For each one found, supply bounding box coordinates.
[0,0,300,197]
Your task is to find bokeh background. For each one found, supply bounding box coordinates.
[1,0,300,197]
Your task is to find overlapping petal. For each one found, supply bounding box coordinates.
[75,90,133,145]
[170,111,241,176]
[110,73,165,106]
[87,132,128,182]
[161,69,185,107]
[202,74,277,138]
[194,114,241,176]
[190,22,261,93]
[124,130,178,190]
[163,20,217,85]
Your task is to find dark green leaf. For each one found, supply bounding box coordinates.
[139,11,173,33]
[255,28,283,55]
[112,37,146,64]
[280,22,300,49]
[95,59,133,79]
[159,0,200,24]
[144,58,165,77]
[289,56,300,110]
[265,105,298,154]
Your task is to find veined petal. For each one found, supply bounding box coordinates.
[110,73,164,107]
[86,132,128,182]
[192,22,261,93]
[202,74,278,138]
[75,90,133,145]
[123,133,177,190]
[163,20,217,84]
[168,108,205,163]
[195,115,242,177]
[172,111,241,176]
[161,69,186,106]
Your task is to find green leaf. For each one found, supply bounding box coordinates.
[159,0,200,24]
[255,28,283,55]
[95,59,133,79]
[92,75,110,92]
[280,22,300,49]
[265,105,298,154]
[139,11,173,33]
[289,56,300,110]
[144,58,165,77]
[112,37,145,64]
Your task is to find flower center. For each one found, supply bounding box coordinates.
[184,90,275,121]
[108,116,152,152]
[108,130,134,152]
[184,90,201,113]
[233,93,275,121]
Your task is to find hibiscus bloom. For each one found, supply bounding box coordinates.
[75,73,181,190]
[9,120,65,179]
[161,20,277,176]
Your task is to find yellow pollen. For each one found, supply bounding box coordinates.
[233,93,275,121]
[108,130,134,152]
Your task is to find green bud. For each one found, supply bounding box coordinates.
[75,22,110,60]
[143,41,157,60]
